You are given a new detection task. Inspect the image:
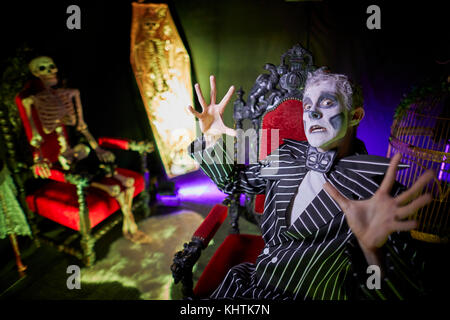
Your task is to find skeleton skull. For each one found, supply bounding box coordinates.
[29,56,58,87]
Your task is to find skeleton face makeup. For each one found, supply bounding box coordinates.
[29,56,58,87]
[302,80,349,151]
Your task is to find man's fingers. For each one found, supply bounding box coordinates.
[210,75,217,105]
[395,170,434,205]
[396,193,433,219]
[323,182,350,211]
[188,105,202,119]
[379,153,402,193]
[194,83,207,110]
[392,219,418,232]
[219,85,235,114]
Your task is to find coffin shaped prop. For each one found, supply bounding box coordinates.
[130,2,198,177]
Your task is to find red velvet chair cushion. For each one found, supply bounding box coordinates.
[98,137,130,150]
[193,204,228,246]
[26,168,144,231]
[259,99,306,159]
[193,234,265,298]
[254,99,307,214]
[254,194,265,214]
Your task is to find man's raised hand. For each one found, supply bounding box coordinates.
[323,153,434,254]
[188,75,236,141]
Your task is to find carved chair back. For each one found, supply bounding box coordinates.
[229,43,315,229]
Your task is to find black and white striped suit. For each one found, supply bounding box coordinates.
[190,137,425,300]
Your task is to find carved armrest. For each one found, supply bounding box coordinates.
[98,137,154,154]
[171,204,228,298]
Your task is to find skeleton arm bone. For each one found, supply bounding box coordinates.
[22,96,43,148]
[22,96,52,178]
[71,89,115,163]
[72,89,88,132]
[71,89,94,144]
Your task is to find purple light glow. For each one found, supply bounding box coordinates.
[156,169,227,206]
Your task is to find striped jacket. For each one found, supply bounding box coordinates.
[190,137,425,300]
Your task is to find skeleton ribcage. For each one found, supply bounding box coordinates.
[34,89,77,134]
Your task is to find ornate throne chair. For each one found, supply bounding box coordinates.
[11,82,154,267]
[171,44,313,298]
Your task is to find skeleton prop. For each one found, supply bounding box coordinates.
[24,56,151,244]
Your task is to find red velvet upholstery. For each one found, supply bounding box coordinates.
[193,204,228,246]
[194,234,265,298]
[254,99,307,214]
[259,99,306,159]
[98,137,130,151]
[25,168,144,231]
[254,194,265,214]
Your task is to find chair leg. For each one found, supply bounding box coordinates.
[228,194,240,234]
[73,175,95,267]
[140,152,151,218]
[80,232,96,267]
[8,234,27,278]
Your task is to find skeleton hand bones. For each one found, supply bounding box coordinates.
[32,154,52,179]
[95,147,115,163]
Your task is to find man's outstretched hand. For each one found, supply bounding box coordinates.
[323,153,434,263]
[187,75,236,144]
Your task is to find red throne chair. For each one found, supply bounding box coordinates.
[13,83,154,267]
[171,44,313,298]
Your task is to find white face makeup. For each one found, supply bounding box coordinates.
[302,80,349,151]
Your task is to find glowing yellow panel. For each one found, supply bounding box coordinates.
[131,2,198,177]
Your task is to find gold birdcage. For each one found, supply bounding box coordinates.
[387,81,449,243]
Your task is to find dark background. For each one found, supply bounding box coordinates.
[1,0,449,175]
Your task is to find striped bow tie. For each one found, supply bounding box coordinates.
[305,146,337,173]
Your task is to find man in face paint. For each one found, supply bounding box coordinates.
[187,70,433,300]
[302,68,365,156]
